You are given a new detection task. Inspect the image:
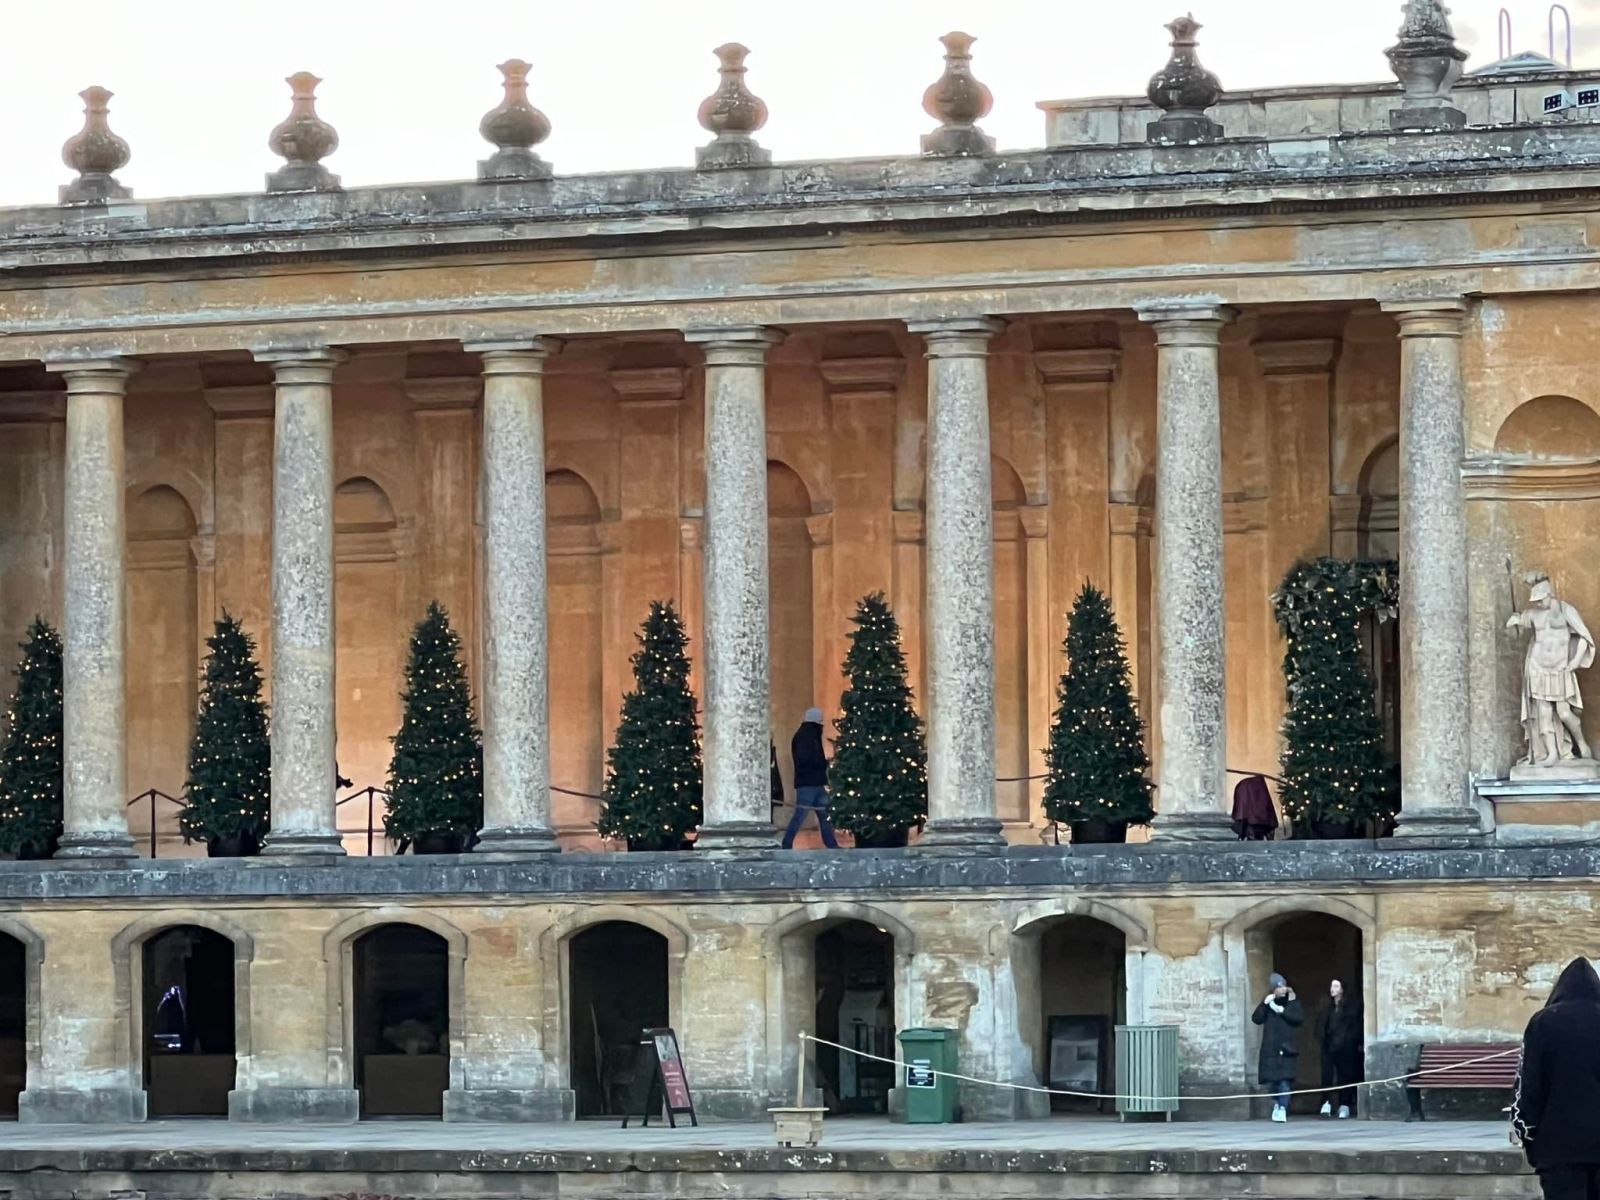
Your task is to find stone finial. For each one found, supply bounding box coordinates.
[60,87,132,205]
[696,43,770,169]
[920,32,994,157]
[266,72,341,192]
[479,59,553,181]
[1387,0,1468,130]
[1146,15,1225,144]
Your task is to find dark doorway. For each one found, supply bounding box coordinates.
[1039,917,1125,1114]
[569,922,668,1118]
[813,921,894,1115]
[353,924,449,1118]
[0,935,23,1119]
[141,926,236,1117]
[1264,913,1364,1115]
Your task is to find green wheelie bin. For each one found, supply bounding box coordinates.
[899,1027,958,1123]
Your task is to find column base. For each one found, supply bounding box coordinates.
[228,1086,359,1122]
[260,831,347,858]
[443,1086,574,1121]
[916,817,1007,852]
[694,821,777,850]
[1149,811,1236,843]
[1388,807,1485,847]
[19,1085,146,1123]
[54,830,137,860]
[473,826,561,856]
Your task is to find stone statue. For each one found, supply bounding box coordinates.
[1506,572,1597,774]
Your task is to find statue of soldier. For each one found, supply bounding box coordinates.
[1507,574,1596,768]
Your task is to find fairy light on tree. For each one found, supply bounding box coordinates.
[384,601,483,854]
[1043,583,1153,844]
[599,600,702,851]
[179,612,271,857]
[828,592,927,849]
[0,618,64,859]
[1273,557,1399,838]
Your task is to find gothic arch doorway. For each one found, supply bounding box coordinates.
[568,921,668,1118]
[141,925,236,1117]
[1014,915,1128,1114]
[352,923,450,1117]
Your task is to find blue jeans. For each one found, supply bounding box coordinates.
[782,786,839,849]
[1270,1081,1291,1109]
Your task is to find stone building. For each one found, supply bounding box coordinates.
[0,9,1597,1127]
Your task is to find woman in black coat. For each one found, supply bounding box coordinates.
[1252,972,1304,1121]
[1514,957,1600,1200]
[1315,979,1363,1118]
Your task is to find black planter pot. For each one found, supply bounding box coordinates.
[1304,817,1360,841]
[14,834,59,861]
[629,839,694,852]
[853,827,910,849]
[207,832,261,858]
[412,831,469,855]
[1069,820,1129,845]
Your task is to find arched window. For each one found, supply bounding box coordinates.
[547,469,604,835]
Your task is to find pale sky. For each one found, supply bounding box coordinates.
[3,0,1599,208]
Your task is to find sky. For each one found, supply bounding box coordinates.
[3,0,1599,207]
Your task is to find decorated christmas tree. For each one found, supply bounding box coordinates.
[1043,584,1153,842]
[599,601,703,850]
[179,613,271,855]
[1273,558,1399,837]
[383,602,483,852]
[0,619,65,859]
[829,593,927,848]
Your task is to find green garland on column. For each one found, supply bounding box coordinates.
[0,619,64,859]
[1272,557,1399,836]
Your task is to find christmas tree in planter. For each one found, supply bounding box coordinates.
[1043,584,1153,844]
[1273,558,1398,838]
[384,602,483,854]
[179,613,271,857]
[829,593,927,849]
[0,619,64,860]
[599,601,703,851]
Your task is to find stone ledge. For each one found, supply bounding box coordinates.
[0,842,1594,901]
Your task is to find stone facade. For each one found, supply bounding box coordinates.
[0,39,1599,1127]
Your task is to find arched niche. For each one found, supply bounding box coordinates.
[992,455,1030,822]
[768,459,816,811]
[546,468,605,833]
[1494,395,1600,459]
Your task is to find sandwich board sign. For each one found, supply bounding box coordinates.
[622,1026,698,1128]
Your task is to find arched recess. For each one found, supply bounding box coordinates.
[762,903,916,1109]
[1223,897,1375,1116]
[126,484,200,857]
[768,460,816,809]
[546,469,605,834]
[1350,438,1401,764]
[110,911,253,1119]
[321,908,467,1109]
[992,455,1030,822]
[334,476,407,841]
[1494,394,1600,459]
[537,907,690,1102]
[0,917,43,1120]
[1011,901,1148,1115]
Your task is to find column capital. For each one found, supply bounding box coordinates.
[1136,304,1236,344]
[1382,297,1468,338]
[466,336,562,369]
[1252,338,1339,377]
[685,326,784,366]
[908,316,1005,355]
[254,347,348,385]
[45,358,138,394]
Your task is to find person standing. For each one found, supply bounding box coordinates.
[1315,978,1363,1119]
[1513,957,1600,1200]
[1253,972,1303,1122]
[782,707,839,850]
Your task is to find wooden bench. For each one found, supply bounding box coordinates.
[1404,1043,1520,1121]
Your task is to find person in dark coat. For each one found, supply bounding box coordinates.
[1315,978,1363,1119]
[781,708,839,849]
[1231,775,1278,840]
[1513,957,1600,1199]
[1252,972,1303,1121]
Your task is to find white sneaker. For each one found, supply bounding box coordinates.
[1272,1105,1287,1122]
[1337,1106,1351,1119]
[1319,1101,1332,1117]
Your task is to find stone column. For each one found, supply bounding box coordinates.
[51,359,137,859]
[686,327,783,849]
[1139,304,1235,842]
[259,350,346,856]
[470,340,561,854]
[910,317,1006,849]
[1382,299,1480,841]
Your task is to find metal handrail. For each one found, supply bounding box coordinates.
[125,788,188,859]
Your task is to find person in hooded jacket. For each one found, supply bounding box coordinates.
[1315,978,1363,1119]
[781,708,839,850]
[1252,972,1303,1122]
[1513,957,1600,1200]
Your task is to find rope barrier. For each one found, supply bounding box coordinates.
[800,1033,1520,1104]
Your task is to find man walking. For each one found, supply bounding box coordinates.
[1514,957,1600,1199]
[781,707,839,850]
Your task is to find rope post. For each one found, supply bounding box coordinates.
[795,1031,808,1107]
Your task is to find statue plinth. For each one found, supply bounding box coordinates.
[1509,758,1600,783]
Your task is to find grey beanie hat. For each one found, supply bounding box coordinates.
[804,707,824,724]
[1268,972,1288,990]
